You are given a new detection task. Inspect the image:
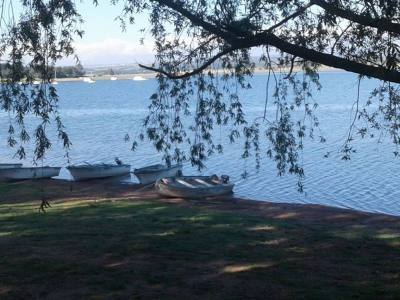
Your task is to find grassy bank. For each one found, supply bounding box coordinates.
[0,180,399,299]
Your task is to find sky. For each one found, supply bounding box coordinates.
[59,1,155,66]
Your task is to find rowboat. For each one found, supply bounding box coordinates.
[67,163,131,181]
[155,175,234,198]
[0,166,61,180]
[0,163,23,169]
[134,164,182,185]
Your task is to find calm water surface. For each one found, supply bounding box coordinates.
[1,72,399,216]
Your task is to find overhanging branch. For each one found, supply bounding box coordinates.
[139,46,238,79]
[146,0,400,83]
[313,0,400,34]
[246,32,400,84]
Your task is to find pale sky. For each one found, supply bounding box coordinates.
[58,1,263,66]
[59,1,155,66]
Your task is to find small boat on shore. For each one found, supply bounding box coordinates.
[67,163,131,181]
[0,163,23,169]
[110,76,118,81]
[155,175,234,198]
[0,166,61,180]
[134,164,182,185]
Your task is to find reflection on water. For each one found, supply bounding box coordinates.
[0,73,399,216]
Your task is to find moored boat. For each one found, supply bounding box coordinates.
[132,75,146,81]
[0,163,23,169]
[82,77,96,83]
[134,164,182,185]
[0,166,61,180]
[67,163,131,181]
[155,175,234,198]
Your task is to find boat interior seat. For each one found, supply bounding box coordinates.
[194,179,213,187]
[176,179,196,188]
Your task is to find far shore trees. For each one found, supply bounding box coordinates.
[0,0,399,191]
[54,64,85,79]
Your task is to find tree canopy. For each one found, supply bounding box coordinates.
[0,0,399,189]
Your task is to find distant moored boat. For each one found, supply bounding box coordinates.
[132,75,146,81]
[82,77,96,84]
[110,76,118,81]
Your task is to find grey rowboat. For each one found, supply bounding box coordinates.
[155,175,234,198]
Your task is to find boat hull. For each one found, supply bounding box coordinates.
[0,167,61,180]
[134,164,182,185]
[155,176,234,198]
[68,164,131,181]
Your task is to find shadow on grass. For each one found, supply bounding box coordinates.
[0,200,399,299]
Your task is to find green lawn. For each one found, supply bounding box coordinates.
[1,193,400,299]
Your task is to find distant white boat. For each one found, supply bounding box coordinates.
[0,163,22,169]
[0,166,61,180]
[67,163,131,181]
[82,77,96,84]
[110,76,118,81]
[132,75,146,81]
[134,164,182,185]
[156,175,234,198]
[51,69,58,84]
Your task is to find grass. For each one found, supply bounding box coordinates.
[0,183,400,299]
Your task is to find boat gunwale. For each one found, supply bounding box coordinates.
[156,176,234,190]
[133,164,181,175]
[67,164,131,170]
[0,166,61,171]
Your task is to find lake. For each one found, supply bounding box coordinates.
[1,72,399,216]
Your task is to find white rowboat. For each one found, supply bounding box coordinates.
[0,163,23,169]
[155,175,234,198]
[67,164,131,181]
[134,164,182,185]
[0,166,61,180]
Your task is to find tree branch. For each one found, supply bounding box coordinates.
[151,0,237,42]
[147,0,400,83]
[246,32,400,84]
[313,0,400,34]
[264,2,313,33]
[139,46,238,79]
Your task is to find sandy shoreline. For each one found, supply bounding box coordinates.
[2,179,399,225]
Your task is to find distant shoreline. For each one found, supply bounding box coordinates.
[56,66,341,82]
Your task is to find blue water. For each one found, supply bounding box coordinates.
[1,72,399,216]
